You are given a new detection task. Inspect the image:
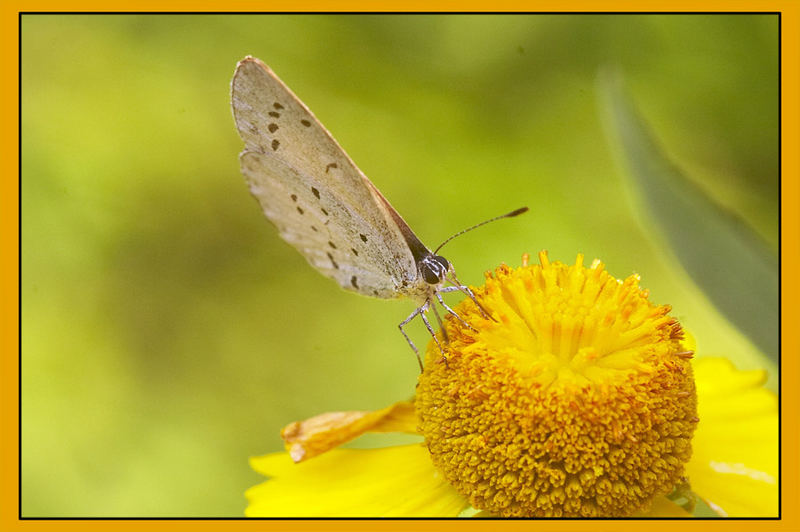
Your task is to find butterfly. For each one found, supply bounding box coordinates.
[231,56,526,369]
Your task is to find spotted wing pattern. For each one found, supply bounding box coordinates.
[231,57,423,298]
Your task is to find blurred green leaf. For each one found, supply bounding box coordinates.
[598,70,778,362]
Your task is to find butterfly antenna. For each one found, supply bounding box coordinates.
[433,207,529,254]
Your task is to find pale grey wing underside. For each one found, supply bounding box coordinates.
[231,56,418,298]
[240,151,412,298]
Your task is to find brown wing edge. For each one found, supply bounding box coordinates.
[364,180,431,264]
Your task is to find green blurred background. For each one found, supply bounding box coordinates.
[21,14,778,516]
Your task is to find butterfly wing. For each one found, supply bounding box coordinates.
[231,56,421,299]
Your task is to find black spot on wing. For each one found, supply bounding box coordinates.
[360,234,368,243]
[351,248,358,256]
[321,208,328,216]
[271,139,280,151]
[300,119,311,127]
[328,241,337,249]
[268,111,280,118]
[273,102,284,110]
[268,123,278,133]
[311,225,318,232]
[290,194,297,202]
[351,276,358,289]
[296,206,304,215]
[311,187,320,199]
[327,252,339,269]
[325,163,338,173]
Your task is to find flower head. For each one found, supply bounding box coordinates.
[416,252,697,516]
[245,253,777,518]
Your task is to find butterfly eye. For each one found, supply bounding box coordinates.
[421,263,441,284]
[420,255,449,285]
[432,255,450,271]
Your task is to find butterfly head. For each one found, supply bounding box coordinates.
[419,254,451,286]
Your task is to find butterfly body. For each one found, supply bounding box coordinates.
[231,56,522,369]
[232,56,452,305]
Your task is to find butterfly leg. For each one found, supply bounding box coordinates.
[418,302,449,366]
[445,271,496,322]
[398,305,425,372]
[437,286,463,293]
[430,301,450,343]
[435,290,477,332]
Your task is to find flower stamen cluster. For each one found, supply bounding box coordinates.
[416,252,698,517]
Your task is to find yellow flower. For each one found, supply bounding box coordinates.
[245,252,778,518]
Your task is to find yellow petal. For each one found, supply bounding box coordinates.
[692,357,768,396]
[246,444,468,517]
[687,357,778,516]
[281,400,416,462]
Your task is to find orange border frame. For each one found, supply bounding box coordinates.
[4,2,798,531]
